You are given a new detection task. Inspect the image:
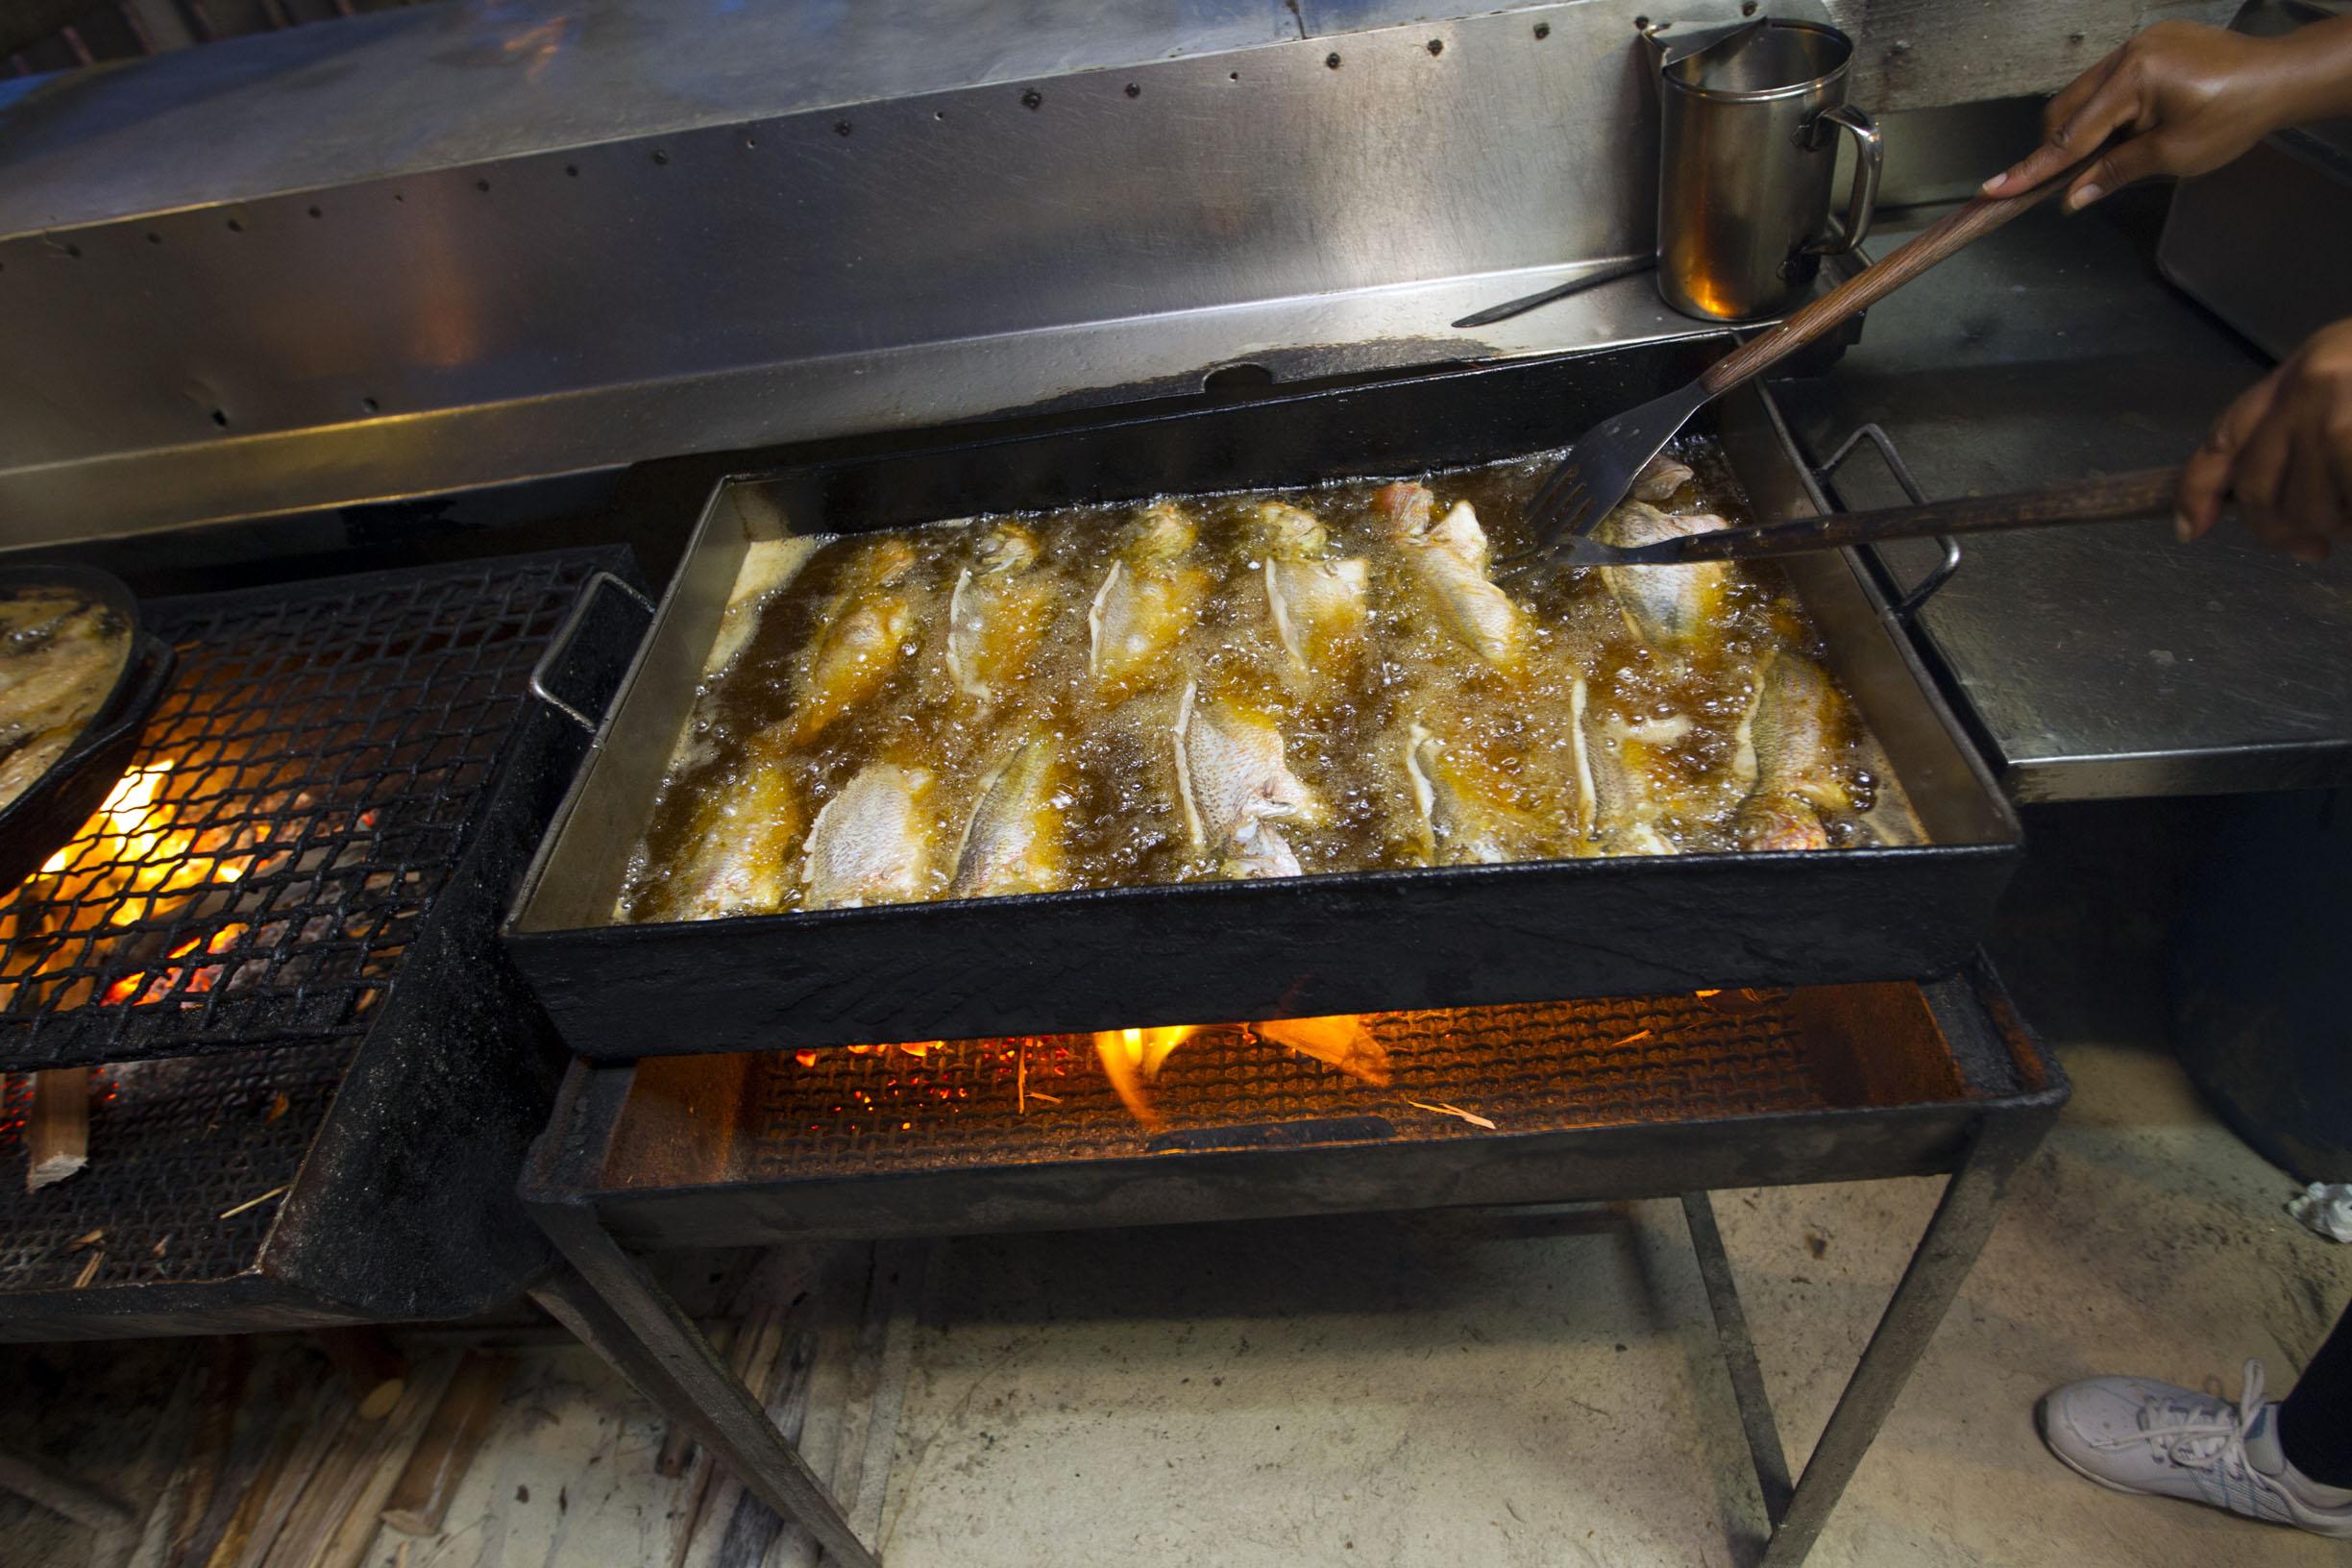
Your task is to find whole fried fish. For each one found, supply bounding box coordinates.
[950,736,1066,897]
[791,538,919,746]
[1172,680,1320,878]
[1089,502,1213,691]
[1402,723,1548,867]
[945,525,1056,702]
[1569,676,1681,856]
[1630,453,1695,503]
[801,763,935,909]
[1733,649,1854,851]
[1252,502,1368,672]
[1374,482,1523,667]
[1590,502,1731,650]
[636,733,801,921]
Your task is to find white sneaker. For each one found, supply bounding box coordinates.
[2038,1360,2352,1539]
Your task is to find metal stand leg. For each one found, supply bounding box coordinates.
[528,1215,879,1568]
[1682,1192,1794,1524]
[1699,1115,2044,1568]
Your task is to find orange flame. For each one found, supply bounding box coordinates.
[1091,1025,1202,1130]
[1254,1015,1391,1087]
[7,755,301,1013]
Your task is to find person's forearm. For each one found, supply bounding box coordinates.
[2260,14,2352,134]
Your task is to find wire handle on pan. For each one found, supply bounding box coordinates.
[529,571,654,736]
[1807,423,1960,620]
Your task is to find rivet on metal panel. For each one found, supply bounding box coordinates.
[652,149,670,165]
[1534,22,1551,39]
[834,119,852,136]
[1427,38,1444,56]
[1326,52,1340,69]
[1123,83,1139,97]
[1020,88,1042,110]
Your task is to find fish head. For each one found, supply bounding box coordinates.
[976,525,1040,576]
[1631,454,1697,503]
[1372,481,1435,542]
[1250,501,1327,558]
[1428,501,1491,568]
[1735,793,1828,852]
[861,536,919,588]
[1131,502,1199,564]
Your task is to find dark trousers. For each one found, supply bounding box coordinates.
[2281,1302,2352,1488]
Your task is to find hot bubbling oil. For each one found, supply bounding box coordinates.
[614,443,1891,921]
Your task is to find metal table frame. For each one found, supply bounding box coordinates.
[519,968,2065,1568]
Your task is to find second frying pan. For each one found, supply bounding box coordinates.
[0,565,175,896]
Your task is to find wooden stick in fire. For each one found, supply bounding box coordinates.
[26,1067,90,1192]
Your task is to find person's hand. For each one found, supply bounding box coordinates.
[2178,318,2352,564]
[1981,20,2309,210]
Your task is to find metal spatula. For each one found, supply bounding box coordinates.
[1517,160,2095,562]
[1543,468,2180,569]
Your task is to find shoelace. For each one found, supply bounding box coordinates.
[2089,1359,2268,1477]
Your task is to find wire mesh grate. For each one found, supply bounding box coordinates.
[0,554,603,1067]
[737,992,1830,1180]
[0,1042,351,1290]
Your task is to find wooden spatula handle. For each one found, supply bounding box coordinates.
[1631,466,2183,566]
[1812,466,2182,544]
[1697,165,2087,397]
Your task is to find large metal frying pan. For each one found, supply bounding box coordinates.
[0,565,174,895]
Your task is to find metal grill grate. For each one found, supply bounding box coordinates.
[0,1043,348,1291]
[0,554,603,1068]
[740,993,1828,1180]
[0,550,615,1297]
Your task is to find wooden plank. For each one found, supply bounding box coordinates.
[307,1361,453,1568]
[378,1352,516,1538]
[166,1339,251,1568]
[1826,0,2239,112]
[26,1067,90,1192]
[224,1384,352,1568]
[845,1241,927,1549]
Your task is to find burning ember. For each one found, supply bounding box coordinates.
[1,752,387,1017]
[100,924,250,1008]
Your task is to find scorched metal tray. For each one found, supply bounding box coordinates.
[505,336,2021,1061]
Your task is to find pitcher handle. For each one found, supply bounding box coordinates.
[1806,105,1882,257]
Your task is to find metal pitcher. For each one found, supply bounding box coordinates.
[1652,18,1882,321]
